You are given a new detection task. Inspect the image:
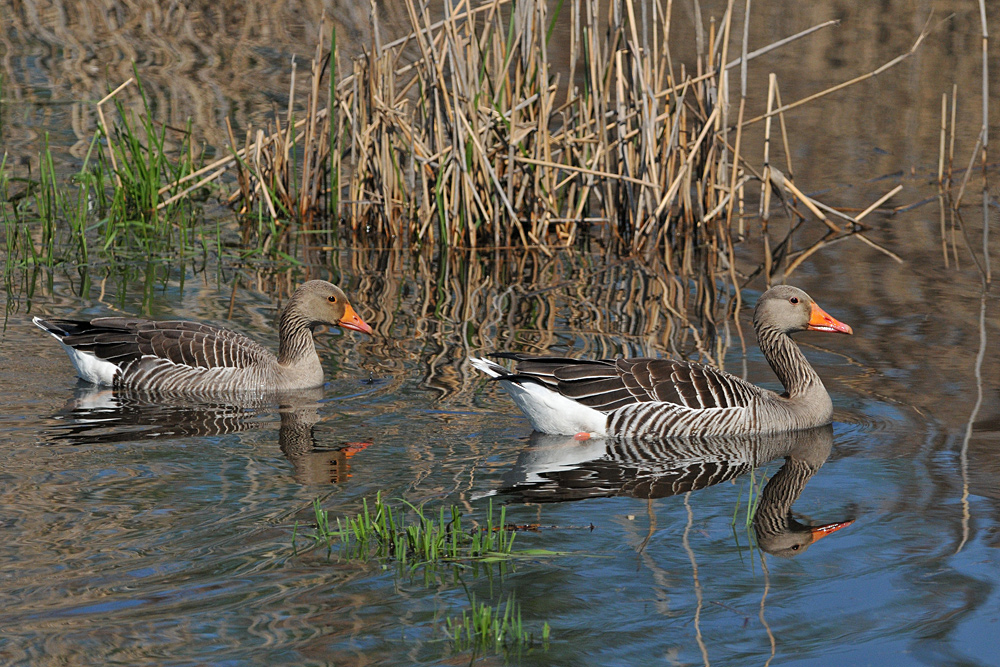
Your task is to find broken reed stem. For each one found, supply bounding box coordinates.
[784,184,904,278]
[855,185,903,223]
[97,77,135,189]
[768,168,841,234]
[741,22,930,128]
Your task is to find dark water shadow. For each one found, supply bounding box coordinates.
[491,425,852,557]
[40,386,371,485]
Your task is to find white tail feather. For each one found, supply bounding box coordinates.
[34,316,120,386]
[469,356,607,436]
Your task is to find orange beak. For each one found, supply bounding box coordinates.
[338,303,373,335]
[809,519,854,543]
[807,303,853,335]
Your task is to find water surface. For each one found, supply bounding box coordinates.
[2,1,1000,665]
[1,241,997,666]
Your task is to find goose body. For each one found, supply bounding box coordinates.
[34,280,372,394]
[471,285,852,438]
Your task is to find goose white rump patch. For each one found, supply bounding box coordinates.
[61,345,119,386]
[33,316,119,386]
[470,356,608,436]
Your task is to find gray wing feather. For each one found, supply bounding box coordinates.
[499,353,764,412]
[52,317,275,370]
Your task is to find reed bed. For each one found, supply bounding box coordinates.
[1,0,948,341]
[2,0,984,299]
[230,0,749,258]
[211,0,919,276]
[2,0,933,282]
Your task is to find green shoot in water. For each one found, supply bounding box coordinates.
[306,492,519,565]
[445,593,549,655]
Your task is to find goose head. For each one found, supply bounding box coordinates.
[753,285,853,336]
[756,517,855,558]
[290,280,373,334]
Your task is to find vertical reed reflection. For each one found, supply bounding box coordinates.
[760,558,776,667]
[683,493,711,667]
[334,247,735,400]
[957,281,990,554]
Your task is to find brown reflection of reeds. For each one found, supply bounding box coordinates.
[229,245,735,401]
[326,247,735,401]
[1,0,407,156]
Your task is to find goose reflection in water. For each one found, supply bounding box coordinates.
[490,424,852,557]
[43,386,371,485]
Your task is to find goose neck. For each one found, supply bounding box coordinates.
[277,306,316,366]
[756,324,822,397]
[754,456,817,536]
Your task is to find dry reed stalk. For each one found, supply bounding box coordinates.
[977,0,990,284]
[742,22,931,127]
[938,93,948,189]
[225,248,714,404]
[96,77,135,189]
[759,72,776,281]
[949,84,958,187]
[945,83,958,268]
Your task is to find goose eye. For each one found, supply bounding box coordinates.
[328,295,337,303]
[789,297,799,304]
[791,544,800,550]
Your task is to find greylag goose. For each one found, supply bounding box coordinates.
[488,426,852,556]
[751,426,854,557]
[50,386,367,485]
[34,280,372,393]
[470,285,852,438]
